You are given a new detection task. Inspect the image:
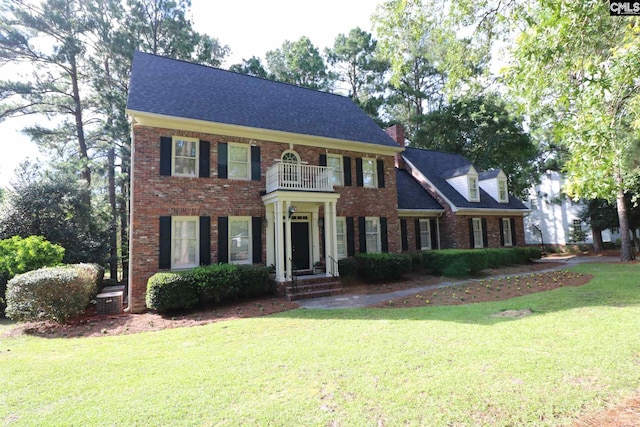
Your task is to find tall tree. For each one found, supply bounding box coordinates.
[506,1,640,261]
[265,36,330,90]
[413,94,539,197]
[325,27,388,122]
[0,0,96,199]
[229,56,269,78]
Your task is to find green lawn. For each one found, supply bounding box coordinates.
[1,263,639,426]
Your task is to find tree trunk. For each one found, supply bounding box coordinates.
[616,187,634,261]
[591,224,604,254]
[70,55,91,194]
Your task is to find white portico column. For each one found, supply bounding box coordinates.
[310,206,320,265]
[274,201,285,282]
[323,201,336,276]
[330,201,339,277]
[285,200,293,280]
[265,204,275,268]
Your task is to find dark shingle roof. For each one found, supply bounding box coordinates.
[396,169,444,211]
[402,147,527,210]
[442,165,473,179]
[127,51,399,148]
[479,169,501,180]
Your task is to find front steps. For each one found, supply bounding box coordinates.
[284,275,344,301]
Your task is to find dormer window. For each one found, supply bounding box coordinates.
[498,179,508,203]
[468,177,479,201]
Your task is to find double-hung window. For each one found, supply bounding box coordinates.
[327,154,343,187]
[365,217,381,253]
[502,218,512,247]
[472,218,483,248]
[419,219,431,250]
[172,137,198,177]
[228,144,250,179]
[498,179,508,202]
[172,217,199,269]
[468,176,479,201]
[229,217,252,264]
[336,217,347,259]
[362,158,377,188]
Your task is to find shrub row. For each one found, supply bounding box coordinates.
[146,264,271,313]
[0,236,65,317]
[338,253,413,282]
[421,247,542,277]
[5,263,103,322]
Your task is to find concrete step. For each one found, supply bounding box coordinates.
[287,286,345,301]
[285,280,343,301]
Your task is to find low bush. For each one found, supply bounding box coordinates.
[422,247,541,277]
[146,273,199,313]
[338,257,359,278]
[356,253,412,281]
[408,252,423,271]
[236,264,270,298]
[186,264,240,303]
[6,264,98,322]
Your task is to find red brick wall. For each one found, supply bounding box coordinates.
[129,125,400,312]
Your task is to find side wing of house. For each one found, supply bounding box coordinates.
[401,147,529,250]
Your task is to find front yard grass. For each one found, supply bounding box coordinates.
[1,262,639,426]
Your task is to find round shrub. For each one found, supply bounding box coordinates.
[6,265,96,322]
[146,273,199,313]
[185,264,240,303]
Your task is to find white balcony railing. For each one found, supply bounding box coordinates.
[266,163,334,193]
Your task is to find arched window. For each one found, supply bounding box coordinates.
[281,150,300,183]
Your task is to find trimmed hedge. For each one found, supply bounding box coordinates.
[5,264,100,322]
[146,264,271,313]
[422,247,542,277]
[338,257,359,278]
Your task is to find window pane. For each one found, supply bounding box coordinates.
[229,162,249,178]
[229,145,248,162]
[175,140,196,157]
[173,219,197,267]
[230,220,250,263]
[336,218,346,258]
[175,158,196,176]
[328,156,342,186]
[365,219,379,252]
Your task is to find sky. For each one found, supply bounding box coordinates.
[0,0,382,187]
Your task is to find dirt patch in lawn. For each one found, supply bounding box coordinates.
[368,270,593,309]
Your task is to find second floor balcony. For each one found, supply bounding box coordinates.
[266,163,334,193]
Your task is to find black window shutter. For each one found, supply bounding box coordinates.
[482,218,488,248]
[380,217,388,252]
[358,216,366,253]
[356,158,363,187]
[510,218,517,246]
[159,216,171,268]
[218,143,228,179]
[251,146,261,181]
[200,216,211,265]
[400,219,408,251]
[469,218,475,249]
[346,217,355,256]
[343,157,352,186]
[199,140,210,178]
[160,137,172,176]
[217,217,229,263]
[430,219,438,250]
[252,217,262,263]
[499,218,505,246]
[319,154,327,166]
[377,159,385,188]
[415,219,421,250]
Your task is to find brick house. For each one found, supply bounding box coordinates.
[125,52,528,312]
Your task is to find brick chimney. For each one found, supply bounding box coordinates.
[385,124,406,169]
[385,124,405,147]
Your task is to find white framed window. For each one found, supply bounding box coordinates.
[228,143,250,180]
[172,136,199,177]
[281,150,300,183]
[502,218,512,247]
[336,217,347,259]
[327,154,343,187]
[419,219,431,250]
[498,179,508,203]
[365,217,381,253]
[472,218,483,248]
[362,158,377,188]
[229,217,252,264]
[530,197,538,210]
[468,176,479,201]
[172,216,199,269]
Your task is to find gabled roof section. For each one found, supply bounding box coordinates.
[126,51,399,148]
[442,164,474,179]
[396,169,444,211]
[402,147,528,211]
[479,169,503,180]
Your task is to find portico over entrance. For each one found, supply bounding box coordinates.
[262,191,341,282]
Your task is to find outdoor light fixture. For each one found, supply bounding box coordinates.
[288,205,297,218]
